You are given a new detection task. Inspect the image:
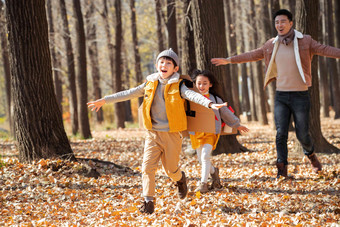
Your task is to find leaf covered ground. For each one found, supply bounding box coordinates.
[0,116,339,226]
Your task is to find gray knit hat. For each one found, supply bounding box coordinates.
[156,48,179,66]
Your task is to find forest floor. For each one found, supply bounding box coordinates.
[0,113,339,226]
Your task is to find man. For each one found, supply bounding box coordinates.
[211,9,340,178]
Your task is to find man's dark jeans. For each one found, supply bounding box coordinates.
[274,91,314,165]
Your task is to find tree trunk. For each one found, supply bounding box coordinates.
[5,0,75,162]
[114,0,125,129]
[326,0,340,119]
[181,0,197,75]
[130,0,144,105]
[47,0,63,113]
[155,0,165,52]
[318,1,330,118]
[224,0,241,116]
[237,1,251,121]
[166,0,178,52]
[191,0,247,155]
[85,0,104,123]
[261,1,276,116]
[59,0,78,135]
[0,1,13,136]
[295,0,339,154]
[73,0,92,138]
[251,0,268,125]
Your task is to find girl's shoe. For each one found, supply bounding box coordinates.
[210,167,223,189]
[196,182,209,193]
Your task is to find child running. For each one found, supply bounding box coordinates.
[189,69,249,193]
[87,49,227,214]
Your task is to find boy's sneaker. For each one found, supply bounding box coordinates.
[175,171,188,199]
[210,167,223,189]
[196,182,209,193]
[139,201,154,214]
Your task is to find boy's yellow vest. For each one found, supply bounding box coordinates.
[142,79,187,132]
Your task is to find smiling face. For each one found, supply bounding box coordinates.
[275,15,293,35]
[156,57,179,79]
[195,75,212,95]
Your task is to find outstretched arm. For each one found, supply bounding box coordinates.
[237,125,249,133]
[87,98,105,112]
[209,102,228,110]
[211,57,231,66]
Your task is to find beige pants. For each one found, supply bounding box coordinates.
[142,130,183,197]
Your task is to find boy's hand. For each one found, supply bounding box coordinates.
[237,125,249,133]
[87,99,105,112]
[211,58,231,66]
[210,102,228,110]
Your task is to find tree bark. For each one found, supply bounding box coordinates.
[191,0,247,155]
[5,0,75,162]
[251,0,268,125]
[59,0,78,135]
[326,0,340,119]
[101,0,115,94]
[318,0,330,118]
[47,0,63,113]
[73,0,92,138]
[114,0,125,129]
[0,1,13,136]
[155,0,165,52]
[295,0,339,154]
[166,0,178,52]
[130,0,144,105]
[224,0,241,116]
[85,0,104,123]
[181,0,197,75]
[237,1,251,121]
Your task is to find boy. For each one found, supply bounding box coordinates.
[87,48,227,214]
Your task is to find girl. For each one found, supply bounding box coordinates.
[190,69,249,193]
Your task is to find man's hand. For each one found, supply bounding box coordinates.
[211,58,231,66]
[209,102,228,110]
[87,99,105,112]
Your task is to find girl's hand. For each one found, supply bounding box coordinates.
[237,125,249,133]
[87,99,105,112]
[210,102,228,110]
[211,58,231,66]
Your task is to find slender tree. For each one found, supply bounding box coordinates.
[191,0,247,154]
[326,0,340,119]
[251,0,268,125]
[73,0,92,138]
[100,0,115,96]
[5,0,75,162]
[166,0,178,52]
[47,0,63,112]
[59,0,78,135]
[130,0,143,105]
[181,0,196,76]
[318,0,330,117]
[155,0,165,52]
[0,1,12,135]
[85,0,104,123]
[295,0,339,153]
[114,0,125,129]
[224,0,241,116]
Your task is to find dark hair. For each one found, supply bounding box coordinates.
[273,9,293,22]
[191,69,224,100]
[158,56,177,67]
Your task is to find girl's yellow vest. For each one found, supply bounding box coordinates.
[142,79,187,132]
